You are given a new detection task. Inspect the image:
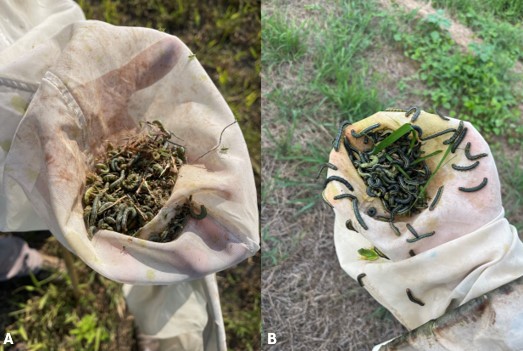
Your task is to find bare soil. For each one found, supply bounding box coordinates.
[379,0,481,50]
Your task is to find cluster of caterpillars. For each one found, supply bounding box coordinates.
[321,107,490,307]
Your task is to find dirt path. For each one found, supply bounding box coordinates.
[380,0,523,118]
[379,0,480,49]
[380,0,523,71]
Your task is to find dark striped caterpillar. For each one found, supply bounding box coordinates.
[459,177,488,192]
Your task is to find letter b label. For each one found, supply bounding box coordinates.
[268,333,277,344]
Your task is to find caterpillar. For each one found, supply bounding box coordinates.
[324,176,354,191]
[109,170,126,190]
[411,125,423,138]
[420,128,456,141]
[352,197,368,230]
[389,221,401,236]
[334,193,356,200]
[429,186,444,211]
[443,120,464,145]
[405,106,421,122]
[357,273,367,287]
[316,162,338,180]
[321,191,334,209]
[459,177,488,192]
[190,204,207,220]
[406,288,425,306]
[451,161,480,171]
[464,142,488,160]
[121,207,137,233]
[435,109,450,121]
[346,219,357,231]
[366,207,377,217]
[351,123,381,138]
[90,195,101,227]
[374,247,389,259]
[451,127,468,153]
[406,223,419,238]
[332,121,352,151]
[406,231,435,243]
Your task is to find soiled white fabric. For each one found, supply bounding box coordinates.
[1,20,259,284]
[0,0,85,232]
[124,275,225,351]
[335,208,523,330]
[0,0,85,54]
[325,110,523,330]
[372,276,523,350]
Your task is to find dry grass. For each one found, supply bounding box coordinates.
[262,201,406,350]
[365,43,428,108]
[262,1,407,350]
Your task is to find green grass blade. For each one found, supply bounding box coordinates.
[419,143,453,198]
[411,150,443,165]
[371,123,413,155]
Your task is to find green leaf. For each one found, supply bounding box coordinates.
[358,248,379,261]
[371,123,414,155]
[38,293,49,310]
[18,326,28,341]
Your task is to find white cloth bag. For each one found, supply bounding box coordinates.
[324,111,523,332]
[1,20,259,283]
[0,0,86,231]
[0,2,259,350]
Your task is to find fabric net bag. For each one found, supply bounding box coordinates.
[2,20,258,284]
[0,3,259,350]
[323,108,523,332]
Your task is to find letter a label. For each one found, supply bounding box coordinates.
[4,333,13,344]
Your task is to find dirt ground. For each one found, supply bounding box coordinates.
[380,0,480,49]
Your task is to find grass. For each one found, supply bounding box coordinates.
[311,1,384,118]
[262,0,386,218]
[262,1,407,349]
[426,0,523,63]
[427,0,523,24]
[262,0,523,349]
[493,145,523,232]
[1,1,260,350]
[219,253,261,351]
[386,7,523,139]
[0,235,133,351]
[262,14,306,64]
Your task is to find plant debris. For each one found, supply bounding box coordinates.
[83,121,194,242]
